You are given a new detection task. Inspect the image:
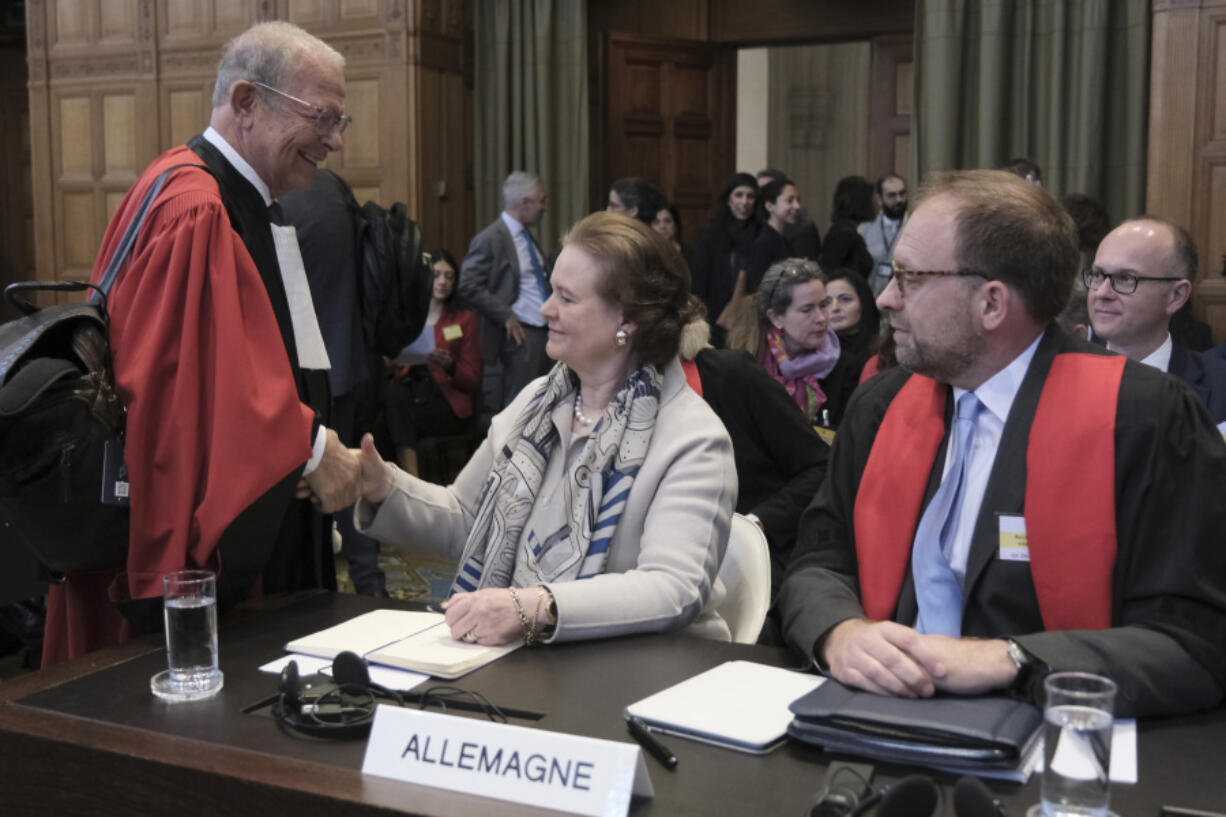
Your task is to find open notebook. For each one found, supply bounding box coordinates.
[285,609,521,680]
[625,660,825,754]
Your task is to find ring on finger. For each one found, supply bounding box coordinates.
[462,630,478,643]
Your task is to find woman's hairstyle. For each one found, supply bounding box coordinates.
[831,175,876,224]
[563,212,701,367]
[760,178,794,207]
[710,172,760,228]
[728,258,824,355]
[610,177,666,225]
[428,248,463,309]
[659,202,683,240]
[825,267,879,338]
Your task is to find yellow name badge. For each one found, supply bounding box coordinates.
[813,426,836,446]
[442,323,463,341]
[998,514,1029,562]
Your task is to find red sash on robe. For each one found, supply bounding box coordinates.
[853,352,1125,631]
[681,358,704,397]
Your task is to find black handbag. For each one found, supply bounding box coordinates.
[0,164,204,576]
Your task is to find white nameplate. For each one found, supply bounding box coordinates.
[361,705,654,817]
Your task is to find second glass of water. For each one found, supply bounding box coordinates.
[1040,671,1116,817]
[150,569,224,702]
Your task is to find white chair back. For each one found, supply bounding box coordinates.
[714,513,772,643]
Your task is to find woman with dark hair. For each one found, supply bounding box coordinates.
[819,175,875,280]
[824,267,880,363]
[651,201,684,254]
[690,172,762,347]
[607,177,665,225]
[729,258,860,427]
[355,212,736,645]
[383,249,482,475]
[747,178,804,293]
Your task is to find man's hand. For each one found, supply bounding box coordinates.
[916,635,1018,696]
[441,588,525,645]
[504,315,526,346]
[821,619,947,698]
[301,427,361,513]
[356,433,397,505]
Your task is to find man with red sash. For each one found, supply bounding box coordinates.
[42,22,362,665]
[777,170,1226,717]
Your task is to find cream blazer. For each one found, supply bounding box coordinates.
[356,358,737,642]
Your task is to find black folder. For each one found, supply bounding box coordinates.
[788,679,1042,771]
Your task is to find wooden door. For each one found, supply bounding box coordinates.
[868,34,913,185]
[600,33,735,246]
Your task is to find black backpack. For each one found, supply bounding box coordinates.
[0,164,204,576]
[355,197,434,358]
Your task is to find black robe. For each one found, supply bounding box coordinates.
[776,326,1226,717]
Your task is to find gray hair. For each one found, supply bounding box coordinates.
[212,22,345,108]
[756,258,824,319]
[503,171,542,209]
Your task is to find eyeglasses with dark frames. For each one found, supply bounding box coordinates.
[889,261,989,296]
[251,81,352,136]
[1082,267,1183,296]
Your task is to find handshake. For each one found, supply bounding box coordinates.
[296,430,398,513]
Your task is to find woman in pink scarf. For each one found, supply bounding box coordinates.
[729,258,863,428]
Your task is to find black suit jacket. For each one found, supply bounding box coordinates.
[1168,343,1226,423]
[777,326,1226,717]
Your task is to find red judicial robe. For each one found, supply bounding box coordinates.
[42,143,315,665]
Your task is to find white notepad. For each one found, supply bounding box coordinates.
[285,609,522,680]
[625,660,825,754]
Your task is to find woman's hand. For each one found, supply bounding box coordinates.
[442,589,525,645]
[427,348,454,372]
[357,433,396,505]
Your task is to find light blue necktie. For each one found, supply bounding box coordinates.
[912,391,982,636]
[523,229,551,301]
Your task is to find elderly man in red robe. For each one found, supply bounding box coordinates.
[44,21,362,665]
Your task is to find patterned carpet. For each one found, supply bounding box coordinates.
[334,546,457,604]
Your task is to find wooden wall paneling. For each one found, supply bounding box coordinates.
[587,0,710,43]
[766,42,871,234]
[1147,1,1200,229]
[0,41,31,322]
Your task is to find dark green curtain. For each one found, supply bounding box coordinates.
[473,0,588,250]
[914,0,1150,222]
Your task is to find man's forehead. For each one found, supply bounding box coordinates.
[895,194,960,264]
[1095,222,1173,273]
[883,178,906,193]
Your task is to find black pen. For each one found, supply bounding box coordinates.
[627,716,678,770]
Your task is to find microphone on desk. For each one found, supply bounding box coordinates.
[953,775,1007,817]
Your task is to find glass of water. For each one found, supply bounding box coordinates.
[1040,672,1116,817]
[150,569,224,702]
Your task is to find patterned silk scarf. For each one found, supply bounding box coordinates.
[763,327,841,421]
[449,361,663,595]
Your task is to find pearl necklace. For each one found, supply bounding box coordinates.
[573,394,598,426]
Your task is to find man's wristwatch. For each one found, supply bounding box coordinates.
[1004,638,1047,701]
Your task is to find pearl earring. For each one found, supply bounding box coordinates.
[615,329,629,347]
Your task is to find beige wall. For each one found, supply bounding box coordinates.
[25,0,472,294]
[735,48,768,175]
[766,42,871,232]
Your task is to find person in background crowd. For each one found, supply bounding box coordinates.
[757,167,822,259]
[860,174,908,296]
[1087,217,1226,423]
[606,177,666,226]
[44,21,362,665]
[730,258,860,427]
[820,176,875,280]
[748,178,804,293]
[778,170,1226,719]
[677,316,828,614]
[691,172,762,347]
[353,212,737,646]
[826,267,881,365]
[652,201,685,255]
[384,249,482,474]
[1060,193,1111,274]
[458,171,551,412]
[1001,156,1042,185]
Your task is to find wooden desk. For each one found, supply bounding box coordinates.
[1,592,1223,816]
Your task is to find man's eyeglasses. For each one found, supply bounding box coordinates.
[251,81,352,136]
[1082,267,1182,295]
[889,262,988,297]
